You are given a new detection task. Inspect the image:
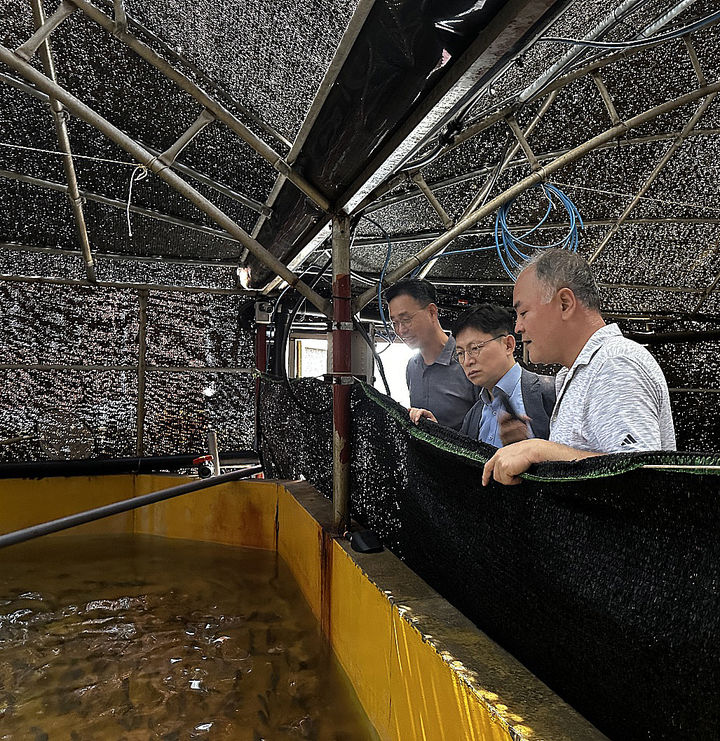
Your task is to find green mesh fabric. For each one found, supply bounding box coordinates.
[259,375,720,741]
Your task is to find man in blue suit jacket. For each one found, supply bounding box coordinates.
[411,304,555,447]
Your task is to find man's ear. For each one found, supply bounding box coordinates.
[427,302,439,320]
[557,287,577,319]
[505,334,516,354]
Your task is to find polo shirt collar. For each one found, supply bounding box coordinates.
[433,335,456,367]
[571,323,622,371]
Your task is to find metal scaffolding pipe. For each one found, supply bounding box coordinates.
[0,466,263,549]
[30,0,96,282]
[588,92,717,264]
[15,0,76,61]
[0,168,249,246]
[67,0,331,213]
[354,79,720,311]
[410,171,453,229]
[159,109,215,166]
[332,215,352,533]
[0,273,259,297]
[0,43,330,316]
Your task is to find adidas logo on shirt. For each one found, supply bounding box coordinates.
[620,433,637,447]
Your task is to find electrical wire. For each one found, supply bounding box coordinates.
[360,215,397,345]
[540,10,720,49]
[352,317,392,396]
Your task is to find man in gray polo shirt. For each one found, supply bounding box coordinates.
[386,279,477,430]
[483,249,676,486]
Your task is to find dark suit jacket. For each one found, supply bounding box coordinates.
[460,368,556,442]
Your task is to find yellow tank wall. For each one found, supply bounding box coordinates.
[0,475,606,741]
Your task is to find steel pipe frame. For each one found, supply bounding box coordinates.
[92,0,290,149]
[587,40,716,265]
[448,8,718,157]
[354,79,720,312]
[361,126,720,218]
[0,273,259,297]
[352,217,720,249]
[350,269,714,295]
[15,0,76,60]
[67,0,330,213]
[0,43,330,315]
[0,168,250,251]
[410,171,454,229]
[0,363,255,373]
[251,0,377,244]
[30,0,96,282]
[331,215,352,534]
[0,72,268,219]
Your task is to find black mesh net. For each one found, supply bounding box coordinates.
[259,375,720,741]
[0,282,255,462]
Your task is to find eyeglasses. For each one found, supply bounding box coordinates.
[455,335,506,363]
[390,310,424,331]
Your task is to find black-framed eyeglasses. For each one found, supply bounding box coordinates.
[456,335,506,363]
[390,310,424,331]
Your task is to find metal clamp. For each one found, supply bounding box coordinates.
[324,372,355,385]
[332,321,354,331]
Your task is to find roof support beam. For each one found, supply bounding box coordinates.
[0,42,330,315]
[354,79,720,312]
[0,273,258,296]
[363,127,720,217]
[0,168,245,250]
[449,4,713,158]
[30,0,96,282]
[352,217,720,248]
[15,0,76,61]
[66,0,331,213]
[410,171,454,229]
[591,71,621,125]
[112,0,127,33]
[158,109,215,167]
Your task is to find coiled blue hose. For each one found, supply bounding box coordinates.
[494,182,583,280]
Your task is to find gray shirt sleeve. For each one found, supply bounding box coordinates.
[584,355,664,452]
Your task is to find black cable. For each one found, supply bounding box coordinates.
[280,257,333,416]
[352,317,392,397]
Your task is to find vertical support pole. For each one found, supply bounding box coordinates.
[254,321,267,451]
[207,428,220,475]
[136,289,148,457]
[332,215,352,534]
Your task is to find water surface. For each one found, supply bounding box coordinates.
[0,534,378,740]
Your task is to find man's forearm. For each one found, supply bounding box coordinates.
[526,439,602,463]
[482,438,602,486]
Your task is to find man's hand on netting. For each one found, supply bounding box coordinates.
[499,412,531,446]
[409,408,438,425]
[483,439,546,486]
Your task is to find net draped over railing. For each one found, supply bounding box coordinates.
[259,375,720,741]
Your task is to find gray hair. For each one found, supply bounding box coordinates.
[518,249,601,312]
